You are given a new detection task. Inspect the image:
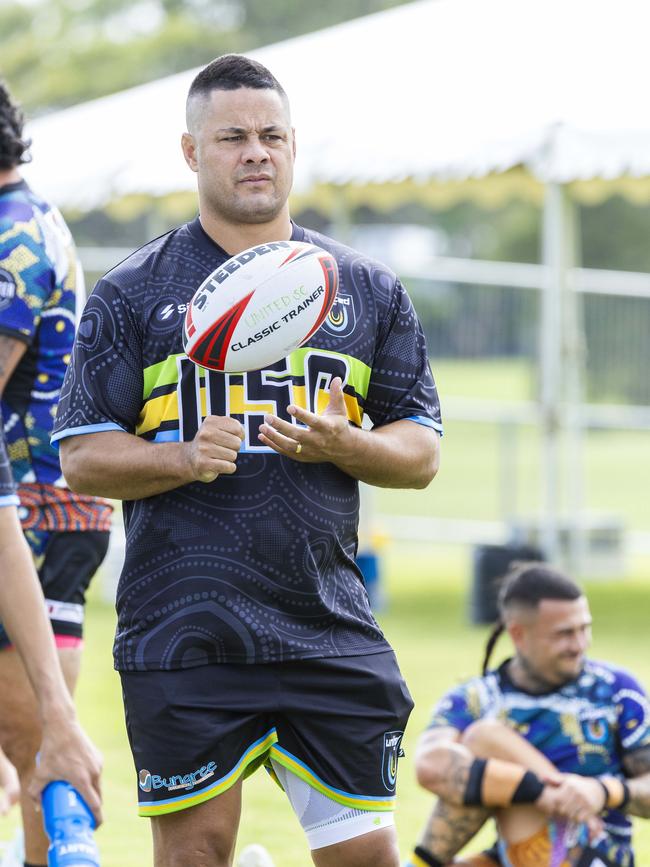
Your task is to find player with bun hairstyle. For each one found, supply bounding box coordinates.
[407,563,650,867]
[53,54,442,867]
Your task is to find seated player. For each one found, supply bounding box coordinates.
[406,563,650,867]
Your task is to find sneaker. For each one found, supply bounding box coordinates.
[237,843,276,867]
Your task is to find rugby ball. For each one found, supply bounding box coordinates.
[183,240,338,373]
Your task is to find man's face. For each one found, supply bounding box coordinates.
[182,86,295,226]
[511,597,592,688]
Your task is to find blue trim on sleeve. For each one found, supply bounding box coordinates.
[0,494,20,507]
[51,422,126,445]
[153,430,180,443]
[405,415,443,433]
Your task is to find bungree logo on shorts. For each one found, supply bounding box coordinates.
[381,730,404,792]
[138,761,217,793]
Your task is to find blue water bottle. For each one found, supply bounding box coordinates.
[41,781,100,867]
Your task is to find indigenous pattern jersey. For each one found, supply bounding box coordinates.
[0,427,18,507]
[53,218,442,671]
[429,659,650,866]
[0,181,112,536]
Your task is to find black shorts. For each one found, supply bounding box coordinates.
[120,650,414,817]
[0,530,110,650]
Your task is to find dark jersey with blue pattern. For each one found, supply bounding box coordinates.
[53,218,442,671]
[429,659,650,866]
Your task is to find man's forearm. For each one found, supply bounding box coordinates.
[626,774,650,818]
[333,421,439,489]
[61,431,195,500]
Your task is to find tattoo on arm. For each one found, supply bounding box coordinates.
[623,745,650,818]
[420,798,491,862]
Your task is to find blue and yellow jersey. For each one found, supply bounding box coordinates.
[429,659,650,866]
[53,218,442,671]
[0,180,112,534]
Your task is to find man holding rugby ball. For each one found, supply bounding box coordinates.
[53,54,442,867]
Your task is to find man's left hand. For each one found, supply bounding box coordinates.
[28,715,103,826]
[258,376,355,463]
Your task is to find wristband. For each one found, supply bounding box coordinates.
[463,758,544,807]
[620,780,631,809]
[412,846,445,867]
[511,770,545,804]
[463,758,487,806]
[598,775,631,810]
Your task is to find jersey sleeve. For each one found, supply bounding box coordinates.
[363,279,442,431]
[0,226,50,345]
[613,668,650,756]
[51,278,144,443]
[427,681,483,733]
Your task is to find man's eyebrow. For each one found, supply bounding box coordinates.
[216,125,285,134]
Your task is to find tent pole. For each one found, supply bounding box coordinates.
[540,183,570,564]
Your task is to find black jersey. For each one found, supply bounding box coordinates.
[53,219,442,671]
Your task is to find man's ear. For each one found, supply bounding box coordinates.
[506,620,525,649]
[181,132,198,173]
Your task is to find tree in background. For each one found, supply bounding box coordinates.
[1,0,409,113]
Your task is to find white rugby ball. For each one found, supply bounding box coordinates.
[183,240,338,373]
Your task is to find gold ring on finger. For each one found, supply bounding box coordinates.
[295,442,302,455]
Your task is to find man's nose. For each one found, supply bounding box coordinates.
[242,136,269,162]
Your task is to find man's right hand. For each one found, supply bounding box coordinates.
[186,415,245,483]
[536,774,605,839]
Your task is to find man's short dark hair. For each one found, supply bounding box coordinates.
[0,81,31,170]
[187,54,288,105]
[498,562,583,614]
[482,562,583,674]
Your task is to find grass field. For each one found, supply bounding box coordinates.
[2,543,648,866]
[375,359,650,532]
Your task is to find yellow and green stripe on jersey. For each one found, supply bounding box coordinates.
[137,346,370,450]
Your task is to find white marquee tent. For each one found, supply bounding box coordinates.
[23,0,650,210]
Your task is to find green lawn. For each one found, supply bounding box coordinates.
[374,359,650,533]
[3,543,646,867]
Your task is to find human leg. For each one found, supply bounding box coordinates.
[150,780,243,867]
[0,529,106,865]
[311,826,400,867]
[0,646,81,865]
[269,652,413,867]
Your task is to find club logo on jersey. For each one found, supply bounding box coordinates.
[381,730,405,792]
[138,761,217,793]
[324,292,356,337]
[0,268,16,312]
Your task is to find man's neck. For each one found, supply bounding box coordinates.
[0,168,22,188]
[198,209,293,256]
[507,656,559,694]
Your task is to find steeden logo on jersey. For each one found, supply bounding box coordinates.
[155,301,188,323]
[324,292,356,337]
